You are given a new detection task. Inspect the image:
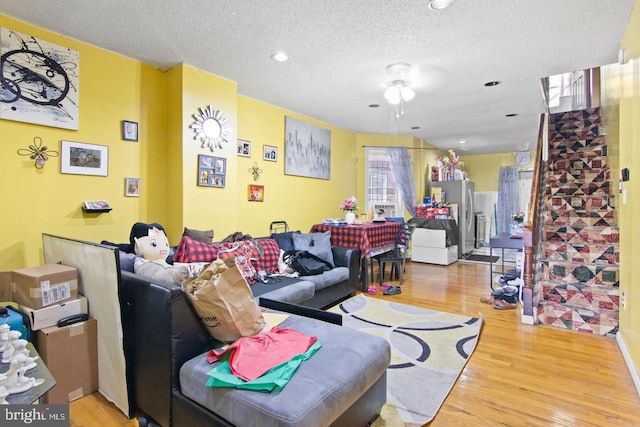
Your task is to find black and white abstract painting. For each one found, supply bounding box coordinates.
[284,116,331,180]
[0,28,79,130]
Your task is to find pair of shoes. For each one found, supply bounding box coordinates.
[367,285,377,295]
[492,299,516,310]
[380,282,392,292]
[480,296,494,304]
[383,285,401,295]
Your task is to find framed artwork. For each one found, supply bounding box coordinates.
[237,139,251,157]
[263,145,277,162]
[284,116,331,179]
[122,120,138,141]
[60,141,109,176]
[248,185,264,202]
[198,154,226,187]
[0,28,80,130]
[125,177,140,197]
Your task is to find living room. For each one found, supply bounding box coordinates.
[1,1,640,426]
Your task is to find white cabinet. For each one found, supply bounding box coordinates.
[411,228,458,265]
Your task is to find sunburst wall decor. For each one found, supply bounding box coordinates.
[190,105,231,151]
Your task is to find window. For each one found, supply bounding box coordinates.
[364,148,403,216]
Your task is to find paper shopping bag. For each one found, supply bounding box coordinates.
[183,258,266,342]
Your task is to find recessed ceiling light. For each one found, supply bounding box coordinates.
[270,52,289,62]
[484,81,501,87]
[369,104,380,108]
[505,113,518,117]
[428,0,453,10]
[459,140,467,144]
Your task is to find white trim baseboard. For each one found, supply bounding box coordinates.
[617,331,640,398]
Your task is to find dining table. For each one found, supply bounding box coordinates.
[310,221,402,291]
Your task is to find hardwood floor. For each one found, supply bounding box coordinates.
[69,260,640,426]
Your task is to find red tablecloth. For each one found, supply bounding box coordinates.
[310,222,402,258]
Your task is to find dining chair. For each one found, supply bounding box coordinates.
[371,222,417,286]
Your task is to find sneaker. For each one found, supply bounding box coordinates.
[383,285,401,295]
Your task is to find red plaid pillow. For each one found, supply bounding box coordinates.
[252,238,280,274]
[217,240,261,283]
[173,235,221,263]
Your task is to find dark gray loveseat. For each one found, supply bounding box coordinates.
[122,266,390,426]
[115,232,390,426]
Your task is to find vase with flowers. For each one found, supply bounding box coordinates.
[436,149,465,181]
[510,211,525,236]
[340,196,359,224]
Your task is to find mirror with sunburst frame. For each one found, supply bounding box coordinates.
[190,105,231,151]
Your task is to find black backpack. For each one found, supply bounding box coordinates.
[283,250,332,276]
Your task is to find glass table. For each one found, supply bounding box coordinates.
[3,342,56,404]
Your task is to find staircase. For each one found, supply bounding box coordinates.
[535,107,620,336]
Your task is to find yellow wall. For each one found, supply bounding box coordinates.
[0,15,168,270]
[618,0,640,383]
[458,151,534,192]
[0,14,362,270]
[237,96,357,235]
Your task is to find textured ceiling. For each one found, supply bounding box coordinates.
[0,0,634,154]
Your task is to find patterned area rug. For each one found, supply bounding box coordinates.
[329,295,483,427]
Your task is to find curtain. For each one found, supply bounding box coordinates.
[387,147,416,217]
[497,166,520,234]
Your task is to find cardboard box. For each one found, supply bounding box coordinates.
[34,318,98,404]
[19,295,88,330]
[12,264,78,309]
[0,271,11,301]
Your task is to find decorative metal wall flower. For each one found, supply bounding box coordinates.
[190,105,231,152]
[17,137,59,169]
[249,162,263,180]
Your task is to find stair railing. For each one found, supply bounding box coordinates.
[522,113,548,322]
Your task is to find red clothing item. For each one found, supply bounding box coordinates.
[207,327,318,382]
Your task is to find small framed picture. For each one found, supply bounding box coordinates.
[248,184,264,202]
[60,140,109,176]
[125,177,141,197]
[237,139,251,157]
[198,154,226,187]
[264,145,277,162]
[122,120,139,141]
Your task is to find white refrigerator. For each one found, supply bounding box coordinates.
[430,180,475,258]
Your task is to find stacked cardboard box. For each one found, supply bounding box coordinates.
[33,318,98,404]
[5,264,97,404]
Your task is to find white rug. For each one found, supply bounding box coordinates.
[329,295,483,426]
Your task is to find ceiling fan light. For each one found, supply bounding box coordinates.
[384,86,401,105]
[401,86,415,101]
[428,0,453,10]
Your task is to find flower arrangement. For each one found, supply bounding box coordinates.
[437,149,464,169]
[512,211,525,223]
[340,196,359,212]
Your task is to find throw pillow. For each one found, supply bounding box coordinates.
[251,238,280,274]
[173,235,222,263]
[217,240,261,283]
[270,231,301,252]
[292,231,334,268]
[134,257,189,285]
[182,227,214,244]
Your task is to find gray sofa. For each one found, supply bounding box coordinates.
[106,232,391,426]
[122,260,391,427]
[116,230,363,310]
